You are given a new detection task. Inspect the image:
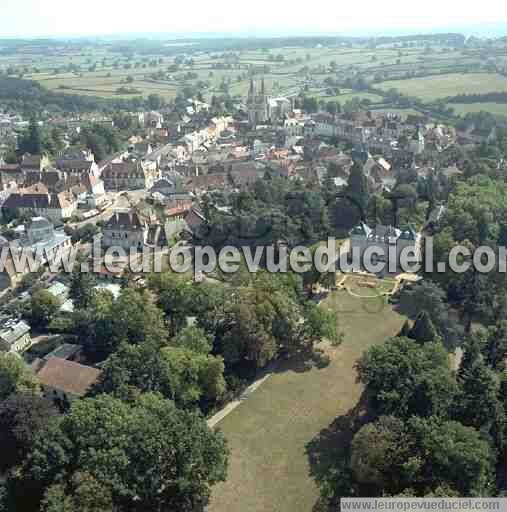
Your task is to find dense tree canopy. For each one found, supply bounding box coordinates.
[0,353,38,401]
[357,337,458,419]
[0,393,56,472]
[351,415,495,497]
[16,393,228,512]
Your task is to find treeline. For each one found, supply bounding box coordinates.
[0,76,166,114]
[312,280,506,508]
[447,91,507,104]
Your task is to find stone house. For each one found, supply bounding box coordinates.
[2,189,77,221]
[349,223,419,270]
[101,210,148,250]
[101,157,159,191]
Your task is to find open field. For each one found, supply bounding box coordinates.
[3,39,507,109]
[370,107,422,118]
[448,102,507,116]
[310,90,385,105]
[377,72,507,102]
[208,289,405,512]
[29,69,179,100]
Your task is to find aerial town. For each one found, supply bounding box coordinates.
[0,30,506,512]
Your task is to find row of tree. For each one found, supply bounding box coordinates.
[314,323,506,506]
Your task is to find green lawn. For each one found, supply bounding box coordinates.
[448,102,507,117]
[312,91,385,104]
[377,72,507,102]
[370,107,422,118]
[208,290,405,512]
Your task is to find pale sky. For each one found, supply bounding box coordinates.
[1,0,507,38]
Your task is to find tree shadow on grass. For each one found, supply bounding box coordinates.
[305,392,374,511]
[274,347,332,374]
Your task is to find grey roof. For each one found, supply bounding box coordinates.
[43,343,81,361]
[104,210,145,230]
[28,216,52,230]
[150,178,175,191]
[0,320,30,346]
[56,159,94,171]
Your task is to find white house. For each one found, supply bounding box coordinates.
[0,320,31,353]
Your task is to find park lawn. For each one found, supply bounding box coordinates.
[208,290,405,512]
[377,72,507,102]
[448,102,507,117]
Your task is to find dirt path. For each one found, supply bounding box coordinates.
[207,366,275,429]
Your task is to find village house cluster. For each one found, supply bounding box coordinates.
[0,75,486,408]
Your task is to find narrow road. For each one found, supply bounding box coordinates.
[207,366,275,429]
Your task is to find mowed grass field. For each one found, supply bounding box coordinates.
[448,102,507,116]
[377,72,507,102]
[208,290,405,512]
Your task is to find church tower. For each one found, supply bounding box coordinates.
[247,78,269,126]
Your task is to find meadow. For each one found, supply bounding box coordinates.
[3,39,507,117]
[448,102,507,116]
[377,72,507,102]
[208,289,405,512]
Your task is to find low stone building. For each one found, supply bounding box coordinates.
[101,157,160,191]
[102,209,148,250]
[2,189,77,221]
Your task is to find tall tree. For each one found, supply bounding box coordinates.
[346,161,369,220]
[30,289,60,328]
[0,393,56,471]
[357,337,457,418]
[408,311,439,344]
[22,393,228,512]
[19,118,42,155]
[69,266,96,310]
[0,353,38,401]
[350,416,495,497]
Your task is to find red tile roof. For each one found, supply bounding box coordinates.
[37,358,101,397]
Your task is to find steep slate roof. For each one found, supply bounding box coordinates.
[3,191,74,210]
[104,210,145,230]
[21,154,42,168]
[56,159,94,172]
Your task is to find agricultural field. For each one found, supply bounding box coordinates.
[447,102,507,117]
[377,72,507,102]
[3,38,507,111]
[208,288,405,512]
[310,90,385,105]
[370,107,422,118]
